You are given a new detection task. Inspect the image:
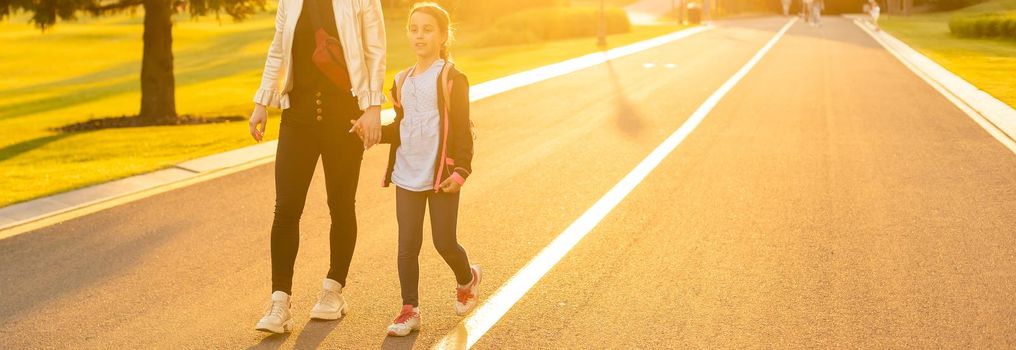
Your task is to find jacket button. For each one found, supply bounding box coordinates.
[316,115,323,121]
[316,108,323,114]
[315,99,322,105]
[315,91,322,97]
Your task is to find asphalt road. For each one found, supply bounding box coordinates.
[2,17,1015,349]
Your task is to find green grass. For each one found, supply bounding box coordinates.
[0,8,683,207]
[880,1,1016,111]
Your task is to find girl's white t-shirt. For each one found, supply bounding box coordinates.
[392,59,445,192]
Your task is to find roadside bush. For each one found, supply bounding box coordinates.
[950,11,1016,38]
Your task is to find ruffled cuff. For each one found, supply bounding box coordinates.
[253,88,282,109]
[356,90,388,111]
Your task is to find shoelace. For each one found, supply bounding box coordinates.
[393,308,417,324]
[318,289,337,306]
[267,301,286,318]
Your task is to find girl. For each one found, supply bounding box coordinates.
[372,2,479,337]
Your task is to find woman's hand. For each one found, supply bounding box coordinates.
[349,106,381,149]
[438,177,462,193]
[249,104,269,142]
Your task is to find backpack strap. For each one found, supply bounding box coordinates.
[391,68,412,109]
[393,62,452,110]
[439,62,454,116]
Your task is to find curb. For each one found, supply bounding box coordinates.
[0,25,713,240]
[0,143,279,240]
[848,15,1016,154]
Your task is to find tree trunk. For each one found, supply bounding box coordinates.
[139,0,177,120]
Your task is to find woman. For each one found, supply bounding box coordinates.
[248,0,386,334]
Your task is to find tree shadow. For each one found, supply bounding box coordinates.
[604,60,645,138]
[0,132,75,163]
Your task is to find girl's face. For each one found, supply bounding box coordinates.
[407,11,446,59]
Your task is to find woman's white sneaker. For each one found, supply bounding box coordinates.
[310,278,348,320]
[454,265,482,316]
[386,305,421,337]
[255,291,293,334]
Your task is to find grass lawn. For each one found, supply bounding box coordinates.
[879,0,1016,110]
[0,7,684,207]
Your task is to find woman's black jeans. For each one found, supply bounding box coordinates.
[270,111,364,295]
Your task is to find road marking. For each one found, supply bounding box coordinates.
[432,17,799,350]
[664,63,677,69]
[384,26,712,124]
[466,26,712,102]
[642,63,657,68]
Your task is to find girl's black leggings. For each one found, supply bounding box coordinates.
[396,186,472,307]
[270,117,363,295]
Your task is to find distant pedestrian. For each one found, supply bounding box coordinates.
[868,0,881,31]
[782,0,793,16]
[809,0,824,26]
[802,0,813,22]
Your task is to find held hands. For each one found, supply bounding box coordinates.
[349,106,382,149]
[249,104,269,142]
[438,176,462,193]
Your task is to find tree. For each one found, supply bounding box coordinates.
[1,0,265,123]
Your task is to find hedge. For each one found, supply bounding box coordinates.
[949,11,1016,38]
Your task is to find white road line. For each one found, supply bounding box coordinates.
[468,27,711,101]
[432,17,799,350]
[383,26,712,123]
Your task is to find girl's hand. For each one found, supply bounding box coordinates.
[350,106,382,149]
[438,177,461,193]
[249,104,269,142]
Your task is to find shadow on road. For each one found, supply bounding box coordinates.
[605,60,645,138]
[379,331,420,350]
[246,332,290,350]
[0,220,186,324]
[292,318,344,349]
